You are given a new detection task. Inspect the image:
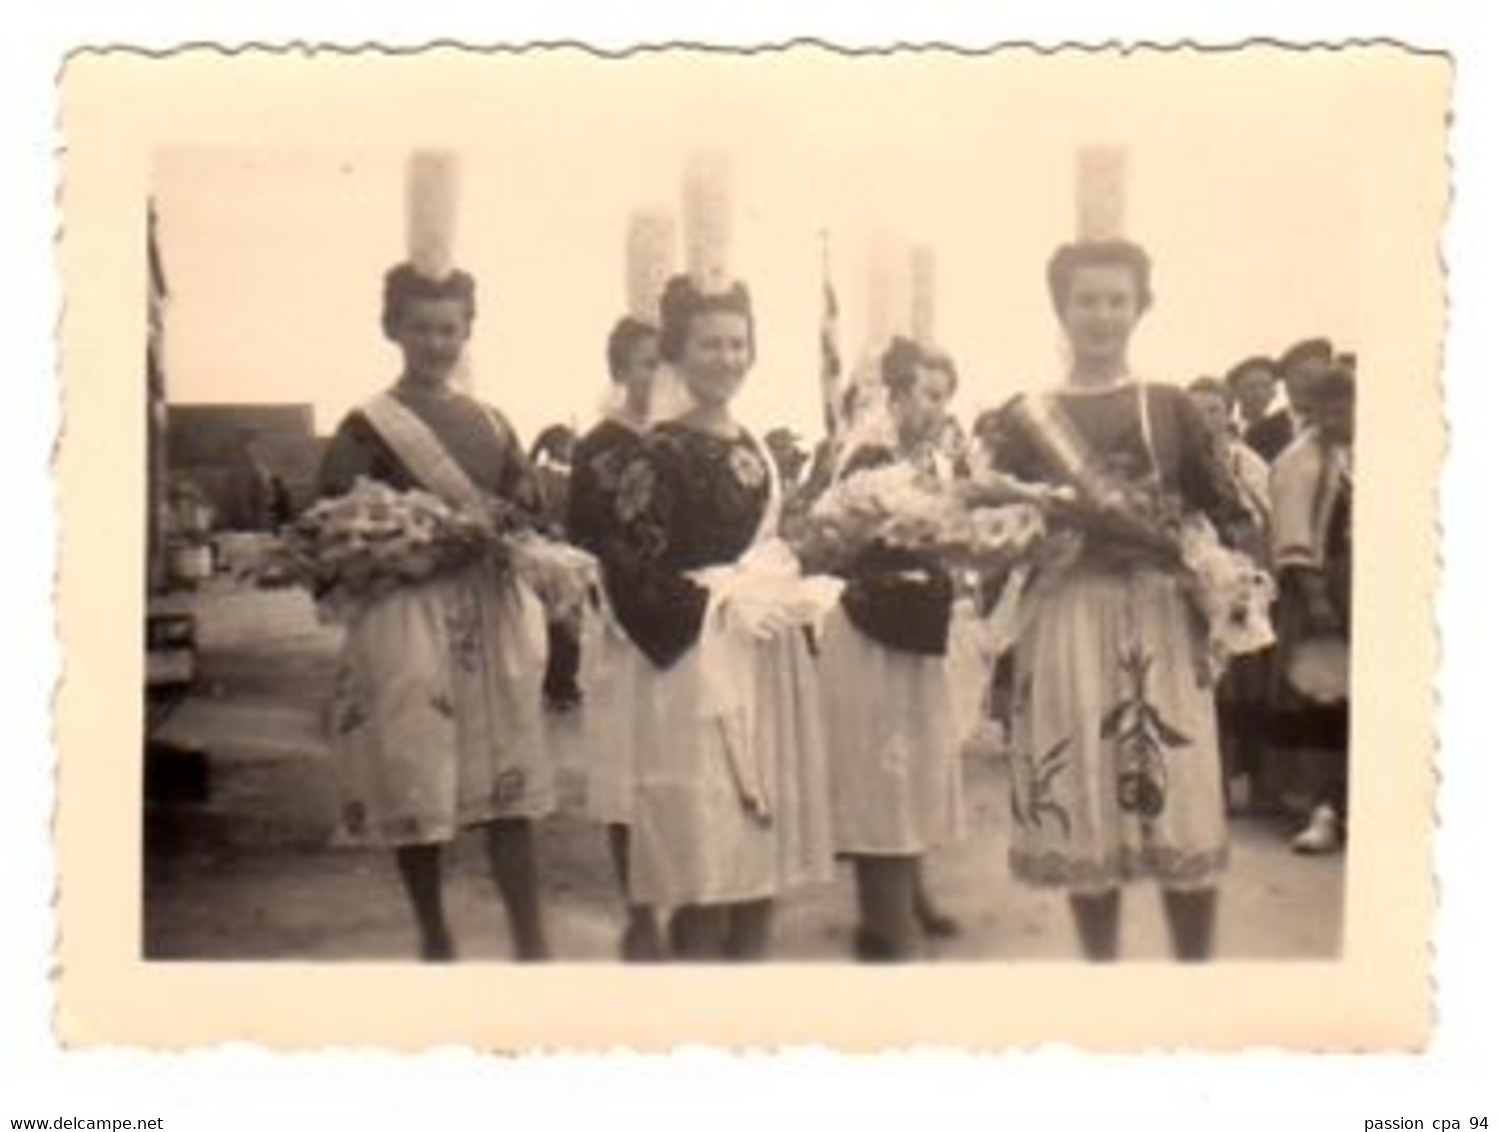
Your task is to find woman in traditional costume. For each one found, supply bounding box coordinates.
[817,336,965,960]
[595,275,836,960]
[317,263,554,961]
[970,239,1252,961]
[1268,364,1354,854]
[566,314,665,959]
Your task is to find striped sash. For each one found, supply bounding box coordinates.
[361,392,491,520]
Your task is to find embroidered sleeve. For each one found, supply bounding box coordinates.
[597,437,710,669]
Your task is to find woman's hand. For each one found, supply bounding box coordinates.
[724,593,799,640]
[958,470,1066,509]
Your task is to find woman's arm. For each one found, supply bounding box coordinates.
[317,413,396,497]
[1173,388,1255,550]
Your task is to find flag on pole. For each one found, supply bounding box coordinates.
[819,230,843,437]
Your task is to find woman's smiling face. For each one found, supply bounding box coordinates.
[392,296,471,387]
[1060,263,1142,367]
[892,364,954,446]
[677,310,752,409]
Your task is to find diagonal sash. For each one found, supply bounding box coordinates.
[1009,383,1182,561]
[361,392,491,520]
[1011,388,1133,512]
[360,391,547,677]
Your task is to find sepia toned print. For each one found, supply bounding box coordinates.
[57,44,1444,1048]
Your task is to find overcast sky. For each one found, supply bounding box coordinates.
[151,50,1369,444]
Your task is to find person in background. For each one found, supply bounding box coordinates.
[1225,355,1284,463]
[937,409,971,478]
[317,263,553,962]
[764,427,810,494]
[566,315,664,960]
[1238,340,1333,466]
[268,475,295,532]
[1188,377,1272,536]
[817,336,965,961]
[1269,364,1355,854]
[1188,376,1277,815]
[1267,338,1336,453]
[527,423,582,713]
[528,424,577,531]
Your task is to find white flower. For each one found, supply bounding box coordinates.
[1177,514,1278,665]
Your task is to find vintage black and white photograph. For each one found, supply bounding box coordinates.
[57,43,1443,1045]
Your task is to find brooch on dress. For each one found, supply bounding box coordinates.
[729,445,767,491]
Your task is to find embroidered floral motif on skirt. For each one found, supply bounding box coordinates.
[327,559,555,847]
[1007,565,1229,892]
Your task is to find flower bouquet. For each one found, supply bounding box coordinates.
[273,477,602,623]
[505,530,602,622]
[1176,513,1278,674]
[792,460,1048,574]
[272,477,492,615]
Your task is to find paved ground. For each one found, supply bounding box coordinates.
[143,579,1344,963]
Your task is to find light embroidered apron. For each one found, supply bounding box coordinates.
[327,393,552,846]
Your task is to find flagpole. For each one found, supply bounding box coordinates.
[818,226,842,440]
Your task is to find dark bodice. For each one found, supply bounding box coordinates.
[597,421,773,669]
[835,444,953,657]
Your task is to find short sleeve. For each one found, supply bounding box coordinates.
[317,412,407,497]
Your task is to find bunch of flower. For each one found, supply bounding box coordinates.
[792,461,1047,574]
[1176,513,1278,674]
[274,478,493,612]
[505,530,601,622]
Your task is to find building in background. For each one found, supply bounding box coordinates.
[166,403,323,531]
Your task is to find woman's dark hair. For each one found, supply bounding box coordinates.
[1279,337,1335,374]
[1224,355,1280,391]
[381,264,477,342]
[1304,364,1356,405]
[605,316,659,382]
[1188,375,1231,403]
[529,424,577,465]
[1045,239,1154,318]
[879,336,925,397]
[657,274,757,365]
[879,335,960,398]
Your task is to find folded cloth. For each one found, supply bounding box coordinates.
[685,538,844,820]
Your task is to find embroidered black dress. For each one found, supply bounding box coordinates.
[592,421,835,905]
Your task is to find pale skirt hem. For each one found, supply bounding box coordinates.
[1009,844,1230,893]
